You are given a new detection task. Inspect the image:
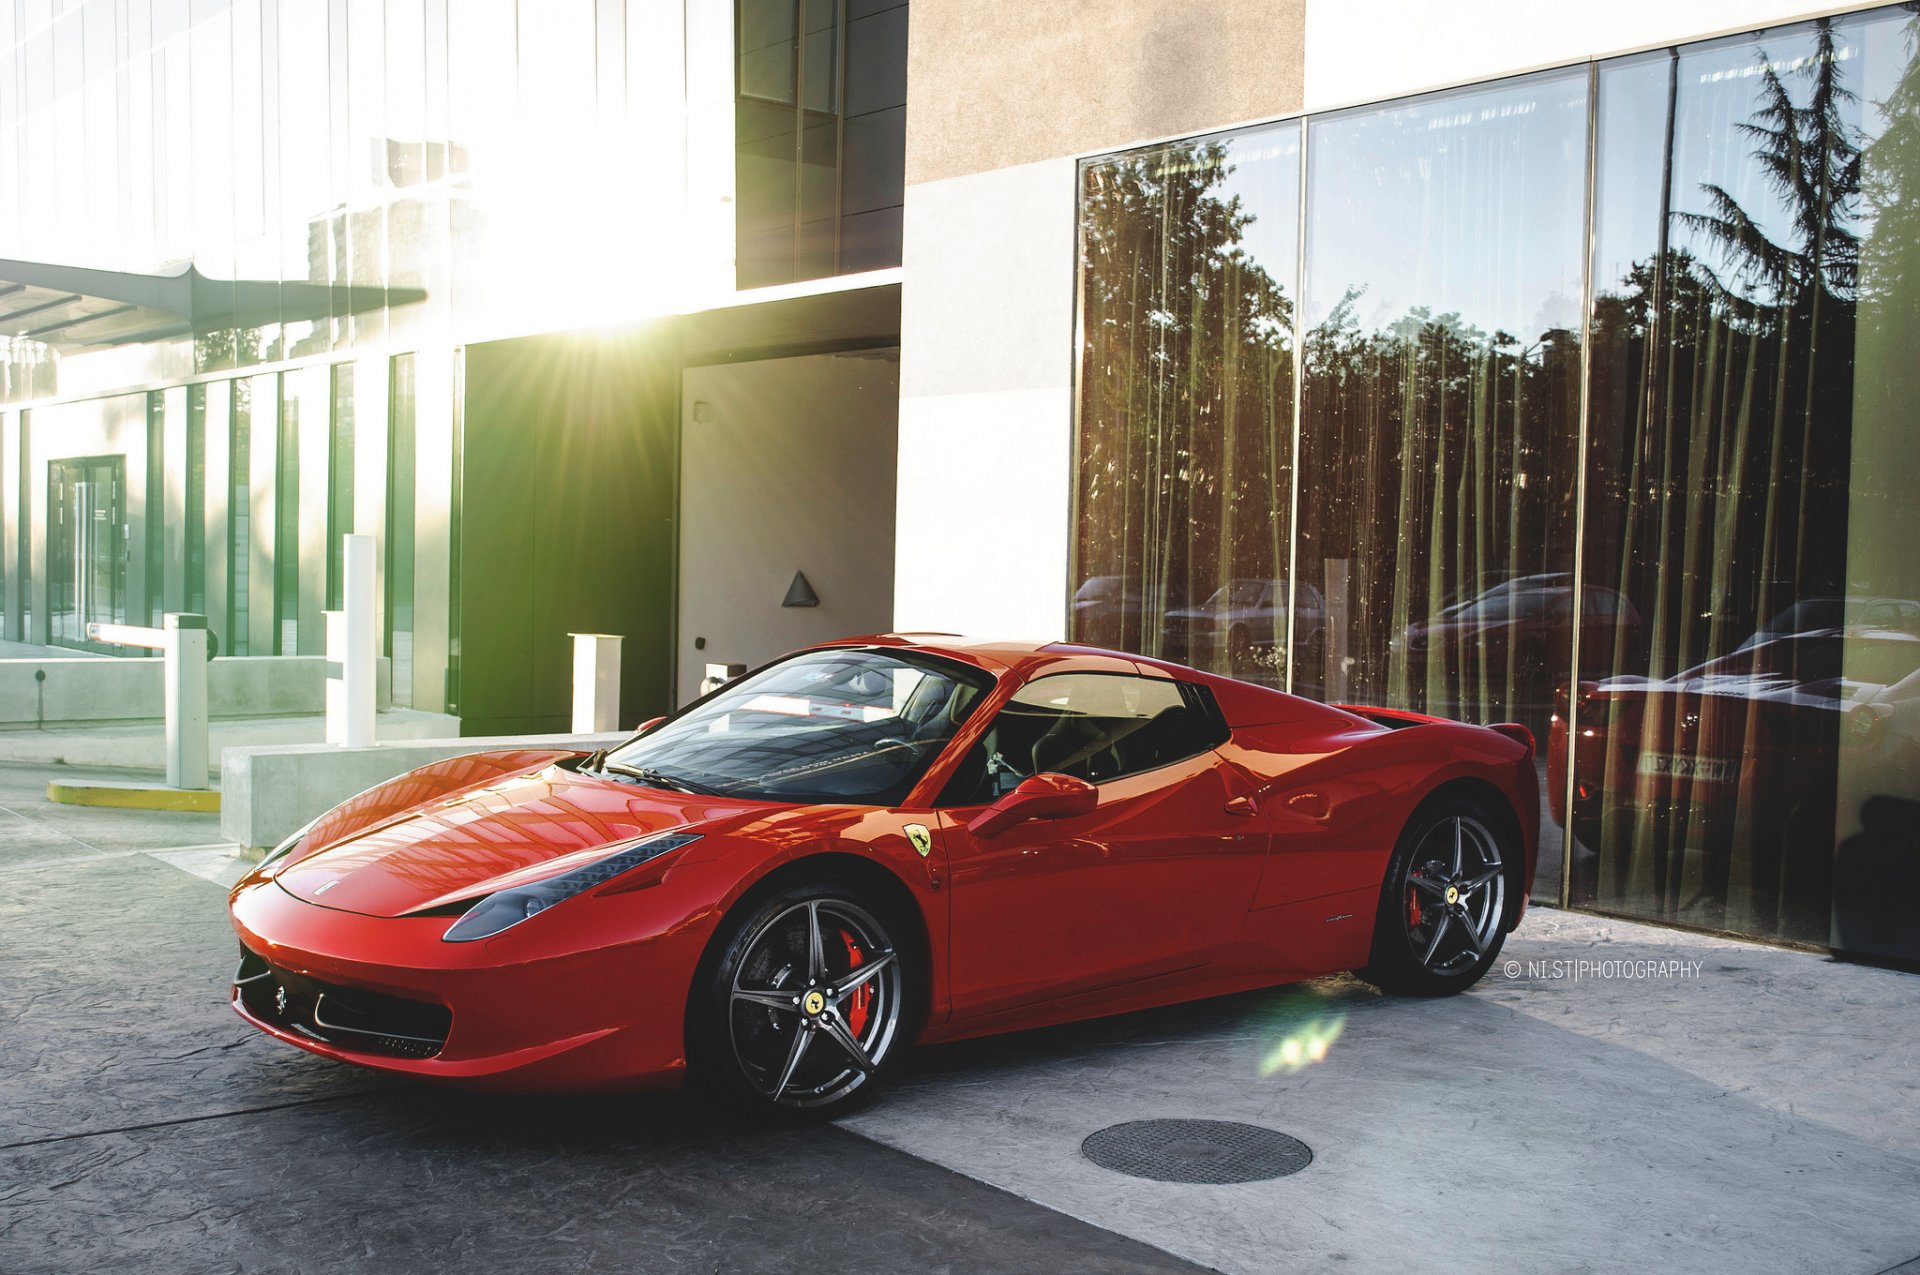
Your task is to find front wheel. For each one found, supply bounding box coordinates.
[688,881,914,1117]
[1357,797,1513,996]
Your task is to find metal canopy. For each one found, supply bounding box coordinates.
[0,257,425,351]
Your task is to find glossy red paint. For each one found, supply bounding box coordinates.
[228,635,1539,1091]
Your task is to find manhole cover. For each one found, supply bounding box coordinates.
[1081,1118,1312,1184]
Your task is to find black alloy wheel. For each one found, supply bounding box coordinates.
[1358,795,1513,996]
[692,881,912,1116]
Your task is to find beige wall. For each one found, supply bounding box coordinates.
[905,0,1307,185]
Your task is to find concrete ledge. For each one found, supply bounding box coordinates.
[221,731,630,851]
[0,655,394,727]
[48,780,222,812]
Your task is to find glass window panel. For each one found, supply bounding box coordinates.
[1295,71,1587,744]
[325,362,355,611]
[145,393,164,624]
[1073,124,1303,687]
[739,0,796,103]
[386,353,416,708]
[734,0,903,286]
[275,371,300,654]
[185,384,206,615]
[801,0,838,115]
[228,378,251,655]
[1566,11,1920,959]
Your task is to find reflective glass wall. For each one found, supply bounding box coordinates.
[1074,7,1920,958]
[1567,10,1920,953]
[1075,126,1301,680]
[735,0,908,288]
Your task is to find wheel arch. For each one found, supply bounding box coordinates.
[683,850,936,1050]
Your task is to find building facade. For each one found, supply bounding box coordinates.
[1,0,908,733]
[4,0,1917,960]
[893,0,1920,960]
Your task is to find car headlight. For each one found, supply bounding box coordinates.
[259,817,320,871]
[442,831,702,943]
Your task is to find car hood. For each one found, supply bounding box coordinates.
[273,764,767,918]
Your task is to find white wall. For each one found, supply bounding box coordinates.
[892,158,1079,642]
[677,352,900,704]
[1304,0,1868,110]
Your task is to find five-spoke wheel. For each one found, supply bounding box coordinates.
[1359,795,1514,995]
[693,882,913,1115]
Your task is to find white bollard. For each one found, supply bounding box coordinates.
[570,633,624,732]
[325,536,377,748]
[162,614,209,790]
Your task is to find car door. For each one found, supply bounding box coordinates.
[936,671,1266,1019]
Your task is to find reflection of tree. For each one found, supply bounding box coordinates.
[194,327,272,375]
[1852,10,1920,616]
[1579,16,1899,945]
[1591,19,1865,686]
[1299,270,1579,725]
[1076,142,1295,668]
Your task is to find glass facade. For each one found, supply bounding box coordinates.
[735,0,908,287]
[1074,7,1920,958]
[1,1,905,719]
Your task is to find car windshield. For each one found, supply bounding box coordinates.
[604,649,994,806]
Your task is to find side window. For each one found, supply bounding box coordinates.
[938,673,1223,806]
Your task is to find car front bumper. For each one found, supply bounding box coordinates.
[228,877,695,1092]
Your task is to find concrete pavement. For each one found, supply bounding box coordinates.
[2,761,1916,1274]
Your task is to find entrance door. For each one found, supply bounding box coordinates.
[48,456,128,650]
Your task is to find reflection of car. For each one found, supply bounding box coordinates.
[1736,595,1920,650]
[1547,628,1920,939]
[1160,578,1327,679]
[1071,575,1152,638]
[1395,576,1640,684]
[231,636,1539,1115]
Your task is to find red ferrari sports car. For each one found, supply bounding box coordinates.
[229,636,1539,1114]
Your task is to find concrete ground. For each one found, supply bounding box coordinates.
[2,760,1916,1275]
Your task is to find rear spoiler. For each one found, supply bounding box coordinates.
[1336,704,1535,759]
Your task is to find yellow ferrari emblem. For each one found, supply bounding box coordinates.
[803,990,826,1016]
[905,823,933,858]
[1444,885,1459,905]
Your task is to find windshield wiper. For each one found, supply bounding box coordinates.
[600,764,725,797]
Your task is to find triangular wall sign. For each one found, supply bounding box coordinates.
[782,571,820,607]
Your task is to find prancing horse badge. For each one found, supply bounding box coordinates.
[905,823,933,858]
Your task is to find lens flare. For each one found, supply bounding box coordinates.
[1252,984,1355,1077]
[1258,1015,1346,1076]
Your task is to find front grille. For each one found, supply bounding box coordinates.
[235,946,451,1059]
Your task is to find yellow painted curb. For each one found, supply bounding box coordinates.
[47,781,221,813]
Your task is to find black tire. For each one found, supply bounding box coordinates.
[687,879,918,1118]
[1356,794,1516,996]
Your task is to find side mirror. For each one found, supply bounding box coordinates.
[967,773,1097,839]
[635,716,666,734]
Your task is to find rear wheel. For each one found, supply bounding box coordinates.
[689,881,913,1117]
[1357,796,1513,996]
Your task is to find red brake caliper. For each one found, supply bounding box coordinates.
[1407,885,1423,930]
[839,930,872,1036]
